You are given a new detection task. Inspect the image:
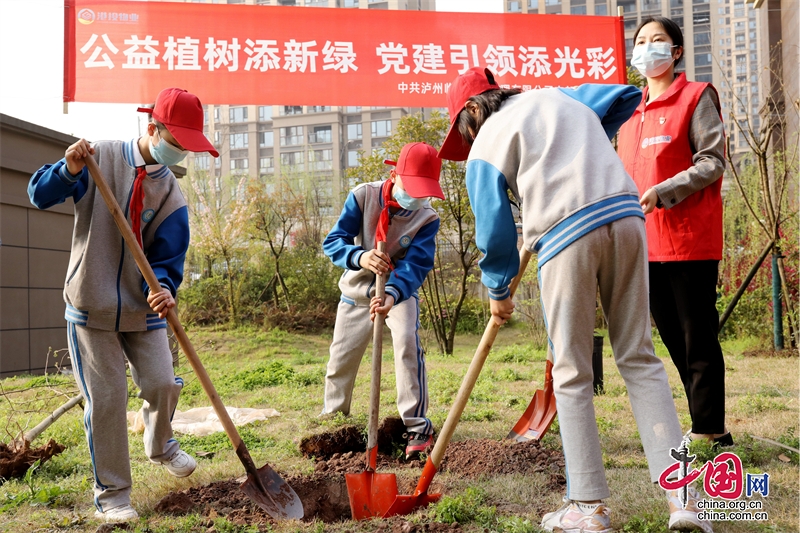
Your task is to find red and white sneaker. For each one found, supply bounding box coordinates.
[541,498,613,533]
[404,432,433,459]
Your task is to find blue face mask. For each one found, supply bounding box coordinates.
[150,129,188,166]
[393,186,425,211]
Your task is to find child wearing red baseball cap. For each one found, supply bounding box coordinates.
[28,88,217,523]
[439,68,699,533]
[322,142,444,459]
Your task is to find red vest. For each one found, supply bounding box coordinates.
[618,74,723,262]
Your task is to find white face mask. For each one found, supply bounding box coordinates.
[631,42,677,78]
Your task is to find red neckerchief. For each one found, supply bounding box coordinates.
[376,179,400,247]
[129,166,147,249]
[376,180,400,269]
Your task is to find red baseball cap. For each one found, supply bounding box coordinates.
[438,67,500,162]
[384,142,444,199]
[138,88,219,157]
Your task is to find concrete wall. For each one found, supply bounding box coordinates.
[0,114,78,377]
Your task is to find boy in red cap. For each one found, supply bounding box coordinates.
[439,68,695,533]
[322,142,443,459]
[28,88,218,523]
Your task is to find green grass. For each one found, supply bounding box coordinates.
[0,327,797,533]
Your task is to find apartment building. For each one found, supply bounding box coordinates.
[504,0,770,157]
[175,0,436,214]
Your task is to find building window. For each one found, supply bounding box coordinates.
[280,151,304,171]
[570,5,587,14]
[280,126,304,146]
[258,106,273,121]
[229,106,248,123]
[230,158,249,174]
[259,157,274,175]
[203,109,208,125]
[348,150,360,167]
[371,120,392,138]
[641,0,661,10]
[507,0,521,12]
[230,132,249,149]
[346,106,362,113]
[343,0,358,6]
[347,123,362,140]
[213,107,220,123]
[195,155,210,170]
[259,131,274,147]
[528,0,539,13]
[214,131,221,145]
[308,149,333,171]
[309,125,332,143]
[280,105,303,116]
[595,4,608,15]
[308,106,331,113]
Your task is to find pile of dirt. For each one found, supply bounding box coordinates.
[155,473,352,525]
[0,439,66,480]
[440,438,565,486]
[300,417,408,459]
[314,450,425,475]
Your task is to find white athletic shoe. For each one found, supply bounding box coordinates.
[95,504,139,522]
[161,449,197,478]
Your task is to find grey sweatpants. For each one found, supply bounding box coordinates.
[67,323,182,511]
[323,296,431,435]
[538,217,682,501]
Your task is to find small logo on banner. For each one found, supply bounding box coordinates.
[142,209,155,223]
[77,9,95,25]
[399,235,412,248]
[641,135,672,149]
[659,117,667,124]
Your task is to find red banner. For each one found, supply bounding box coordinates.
[65,0,627,106]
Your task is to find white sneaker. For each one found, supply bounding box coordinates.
[95,504,139,522]
[161,449,197,477]
[667,486,714,532]
[541,498,613,532]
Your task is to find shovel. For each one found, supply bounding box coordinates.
[506,352,556,442]
[83,155,303,520]
[345,242,400,519]
[383,248,532,518]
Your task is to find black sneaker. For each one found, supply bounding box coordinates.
[713,433,735,448]
[404,432,433,459]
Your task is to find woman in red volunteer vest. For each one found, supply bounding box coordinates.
[618,16,731,452]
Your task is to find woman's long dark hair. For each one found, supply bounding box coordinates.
[456,86,522,145]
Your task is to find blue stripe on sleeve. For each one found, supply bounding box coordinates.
[465,159,519,297]
[557,84,642,140]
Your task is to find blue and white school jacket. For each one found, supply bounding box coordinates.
[28,139,189,332]
[466,85,644,300]
[323,181,440,305]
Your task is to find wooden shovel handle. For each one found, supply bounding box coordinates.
[367,241,387,455]
[82,155,259,475]
[428,248,532,469]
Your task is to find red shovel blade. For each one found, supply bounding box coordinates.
[506,359,556,442]
[345,470,400,520]
[346,448,399,519]
[382,457,441,518]
[382,492,441,518]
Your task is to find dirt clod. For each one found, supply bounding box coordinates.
[0,439,66,480]
[299,417,410,459]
